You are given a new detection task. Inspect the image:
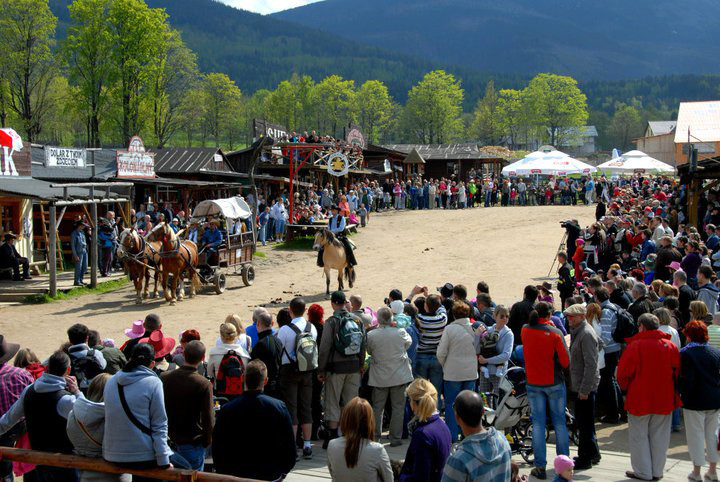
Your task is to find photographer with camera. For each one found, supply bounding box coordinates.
[561,219,582,260]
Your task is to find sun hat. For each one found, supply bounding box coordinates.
[563,304,586,316]
[389,300,405,315]
[554,454,574,474]
[138,330,175,359]
[0,335,20,365]
[124,320,145,339]
[667,261,682,271]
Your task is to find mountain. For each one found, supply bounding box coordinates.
[274,0,720,80]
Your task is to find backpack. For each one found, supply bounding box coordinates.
[478,331,500,359]
[333,313,364,356]
[609,304,638,343]
[215,350,246,396]
[289,322,318,372]
[69,347,104,390]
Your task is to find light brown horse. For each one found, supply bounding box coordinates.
[313,229,356,295]
[118,228,163,304]
[154,222,200,305]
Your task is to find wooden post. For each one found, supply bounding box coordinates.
[90,154,98,288]
[49,204,57,297]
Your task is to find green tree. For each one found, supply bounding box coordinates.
[470,80,504,145]
[0,0,57,141]
[107,0,169,145]
[65,0,114,147]
[525,73,588,147]
[404,70,464,144]
[608,104,644,151]
[355,80,394,144]
[312,75,356,137]
[177,85,206,147]
[265,80,296,131]
[203,72,242,148]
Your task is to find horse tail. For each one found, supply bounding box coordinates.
[344,266,350,281]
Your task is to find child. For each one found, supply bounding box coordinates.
[553,455,573,481]
[358,203,368,227]
[348,210,359,225]
[537,282,555,305]
[510,188,518,206]
[573,239,585,282]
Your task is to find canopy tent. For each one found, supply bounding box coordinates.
[191,196,251,220]
[501,147,597,177]
[596,150,675,175]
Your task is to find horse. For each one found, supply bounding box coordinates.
[154,222,200,305]
[117,228,164,304]
[313,229,356,295]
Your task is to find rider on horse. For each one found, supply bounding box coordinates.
[200,220,223,265]
[317,205,357,267]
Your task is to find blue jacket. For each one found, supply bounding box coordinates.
[71,229,87,257]
[201,228,222,248]
[441,427,512,482]
[400,414,451,482]
[680,343,720,411]
[600,300,621,354]
[640,240,657,261]
[102,366,172,466]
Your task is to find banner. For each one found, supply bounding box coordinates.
[327,151,350,177]
[45,146,86,168]
[117,136,155,179]
[253,119,288,141]
[346,127,366,149]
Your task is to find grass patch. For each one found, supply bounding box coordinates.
[273,236,316,251]
[254,251,267,259]
[23,278,129,304]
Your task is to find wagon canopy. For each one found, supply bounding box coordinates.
[192,197,252,220]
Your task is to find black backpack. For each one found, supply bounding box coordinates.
[609,304,638,343]
[69,347,105,391]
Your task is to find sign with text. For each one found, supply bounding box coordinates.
[346,127,366,149]
[253,119,288,141]
[327,151,350,177]
[117,136,155,179]
[45,146,86,168]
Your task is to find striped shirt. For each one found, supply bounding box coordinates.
[416,307,448,355]
[709,325,720,351]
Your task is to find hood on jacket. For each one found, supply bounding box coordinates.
[71,395,105,423]
[34,372,70,393]
[458,427,507,465]
[209,343,249,359]
[114,365,157,386]
[700,283,720,294]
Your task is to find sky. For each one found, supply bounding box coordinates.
[219,0,323,15]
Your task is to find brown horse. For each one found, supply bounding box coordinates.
[313,229,356,295]
[118,228,164,304]
[154,222,200,305]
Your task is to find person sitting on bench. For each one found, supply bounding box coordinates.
[0,233,31,281]
[200,221,223,265]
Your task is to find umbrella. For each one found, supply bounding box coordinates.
[596,150,675,175]
[502,147,597,177]
[0,128,23,176]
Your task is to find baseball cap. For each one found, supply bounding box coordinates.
[330,291,347,305]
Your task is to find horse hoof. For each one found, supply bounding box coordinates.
[135,299,142,305]
[142,292,148,299]
[170,300,176,306]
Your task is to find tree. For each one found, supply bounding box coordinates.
[608,104,643,151]
[177,85,206,147]
[312,75,356,137]
[355,80,394,144]
[404,70,464,144]
[265,80,296,132]
[65,0,114,147]
[524,73,588,147]
[202,73,242,148]
[470,80,504,145]
[107,0,169,146]
[0,0,57,141]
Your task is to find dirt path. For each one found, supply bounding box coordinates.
[0,205,595,358]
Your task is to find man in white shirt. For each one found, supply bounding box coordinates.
[277,297,317,459]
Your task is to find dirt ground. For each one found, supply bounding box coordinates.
[0,204,596,358]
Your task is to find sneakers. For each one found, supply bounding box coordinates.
[302,446,313,460]
[530,467,547,479]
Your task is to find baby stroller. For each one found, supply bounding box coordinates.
[481,366,534,463]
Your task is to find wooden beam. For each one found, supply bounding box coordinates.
[49,205,57,297]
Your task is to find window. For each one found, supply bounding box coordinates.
[0,199,22,238]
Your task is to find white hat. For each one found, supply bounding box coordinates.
[390,300,404,315]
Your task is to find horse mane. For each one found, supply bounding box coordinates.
[324,229,344,249]
[120,228,141,250]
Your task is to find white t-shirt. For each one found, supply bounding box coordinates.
[277,317,318,365]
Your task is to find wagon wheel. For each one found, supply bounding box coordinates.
[242,264,255,286]
[214,273,226,295]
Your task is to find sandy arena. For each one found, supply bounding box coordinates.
[0,204,596,358]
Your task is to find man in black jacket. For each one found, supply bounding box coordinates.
[628,282,656,323]
[213,360,296,480]
[655,236,681,283]
[509,285,538,347]
[250,311,282,399]
[0,233,30,281]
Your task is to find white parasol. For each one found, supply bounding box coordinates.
[596,150,675,175]
[502,147,597,177]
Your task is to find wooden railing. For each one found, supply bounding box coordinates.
[0,447,259,482]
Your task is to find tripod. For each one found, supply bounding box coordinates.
[547,232,568,277]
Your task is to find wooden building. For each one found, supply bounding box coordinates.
[634,121,677,166]
[674,101,720,166]
[381,144,508,179]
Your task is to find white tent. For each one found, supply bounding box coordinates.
[596,150,675,175]
[502,147,597,177]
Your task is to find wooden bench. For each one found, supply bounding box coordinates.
[30,260,47,275]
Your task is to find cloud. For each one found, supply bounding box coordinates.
[219,0,322,15]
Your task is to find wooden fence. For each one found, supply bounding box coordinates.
[0,447,259,482]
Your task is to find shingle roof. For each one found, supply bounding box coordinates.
[0,177,120,201]
[675,101,720,144]
[381,143,504,160]
[647,121,676,136]
[150,148,234,174]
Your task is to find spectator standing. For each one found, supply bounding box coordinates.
[509,285,539,347]
[249,311,283,399]
[72,220,89,286]
[521,302,570,480]
[413,294,448,403]
[709,312,720,350]
[327,397,393,482]
[618,313,681,482]
[366,307,412,446]
[161,341,214,471]
[318,291,366,449]
[399,379,451,481]
[674,270,697,327]
[627,283,655,323]
[67,323,107,391]
[564,304,602,469]
[213,360,296,480]
[245,307,270,348]
[595,287,625,424]
[277,297,318,459]
[557,252,575,310]
[697,265,720,316]
[441,390,512,482]
[476,305,514,394]
[679,321,720,482]
[436,302,479,442]
[0,351,82,481]
[207,322,250,399]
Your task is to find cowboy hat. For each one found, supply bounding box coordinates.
[124,320,145,339]
[667,261,682,272]
[0,335,20,365]
[3,232,17,241]
[537,281,553,292]
[138,330,175,359]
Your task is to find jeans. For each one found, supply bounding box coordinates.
[598,351,623,420]
[444,379,477,441]
[485,191,492,207]
[414,354,444,406]
[275,219,286,238]
[519,192,527,206]
[573,391,600,463]
[101,246,113,276]
[174,443,205,471]
[74,251,88,285]
[259,224,267,245]
[527,382,570,469]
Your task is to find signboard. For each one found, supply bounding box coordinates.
[383,159,391,173]
[253,119,288,141]
[117,136,155,179]
[0,129,30,177]
[346,127,366,149]
[213,153,223,163]
[327,151,350,177]
[45,146,86,168]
